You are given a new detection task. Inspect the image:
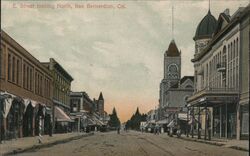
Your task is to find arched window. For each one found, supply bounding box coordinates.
[168,64,178,72]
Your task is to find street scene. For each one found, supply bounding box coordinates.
[13,131,249,156]
[1,0,249,156]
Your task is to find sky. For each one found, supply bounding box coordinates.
[1,0,249,122]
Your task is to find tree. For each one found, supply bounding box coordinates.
[108,107,121,128]
[125,107,147,130]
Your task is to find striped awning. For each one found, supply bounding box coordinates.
[55,106,73,122]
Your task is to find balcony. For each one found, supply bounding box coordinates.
[217,62,226,72]
[187,87,239,106]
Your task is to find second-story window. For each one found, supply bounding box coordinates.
[8,54,11,81]
[12,56,15,83]
[16,59,20,85]
[27,66,29,90]
[23,64,26,88]
[30,68,33,91]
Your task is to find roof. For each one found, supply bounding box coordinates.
[98,92,104,100]
[193,10,217,40]
[213,12,231,35]
[180,76,194,84]
[165,40,180,57]
[42,58,74,81]
[70,91,95,109]
[168,76,194,90]
[55,106,73,122]
[192,5,249,62]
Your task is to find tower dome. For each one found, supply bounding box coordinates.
[193,10,217,41]
[165,40,180,57]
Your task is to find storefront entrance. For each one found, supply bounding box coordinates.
[35,104,45,136]
[6,99,24,140]
[213,103,236,139]
[228,113,236,138]
[23,103,34,137]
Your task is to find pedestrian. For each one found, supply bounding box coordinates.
[117,127,120,134]
[49,122,52,137]
[169,127,173,137]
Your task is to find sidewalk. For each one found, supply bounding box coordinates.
[0,132,93,156]
[175,135,249,152]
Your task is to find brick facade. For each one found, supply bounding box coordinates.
[0,30,53,106]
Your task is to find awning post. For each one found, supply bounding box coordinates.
[191,107,194,138]
[198,107,201,139]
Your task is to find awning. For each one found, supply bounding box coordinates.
[0,92,26,117]
[144,123,149,128]
[2,96,13,118]
[87,118,96,125]
[0,92,15,118]
[156,119,168,124]
[167,120,176,128]
[46,107,52,115]
[178,113,188,121]
[188,117,199,125]
[90,116,104,126]
[148,120,156,124]
[55,106,73,122]
[94,118,104,126]
[23,99,38,113]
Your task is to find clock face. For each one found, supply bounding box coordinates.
[169,64,177,72]
[168,64,179,79]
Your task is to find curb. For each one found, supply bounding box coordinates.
[2,133,94,156]
[178,137,224,146]
[175,136,249,152]
[229,146,249,152]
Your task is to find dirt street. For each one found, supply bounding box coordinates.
[16,131,248,156]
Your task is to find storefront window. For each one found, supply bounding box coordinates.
[241,111,249,135]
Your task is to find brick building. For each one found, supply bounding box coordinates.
[0,30,53,141]
[187,5,249,140]
[42,58,73,133]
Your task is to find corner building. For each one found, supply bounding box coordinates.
[187,6,249,140]
[0,30,53,141]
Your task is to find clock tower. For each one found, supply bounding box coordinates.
[159,39,181,109]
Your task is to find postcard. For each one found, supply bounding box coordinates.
[0,0,249,156]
